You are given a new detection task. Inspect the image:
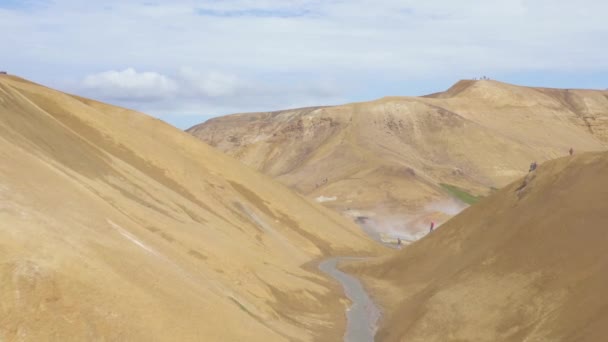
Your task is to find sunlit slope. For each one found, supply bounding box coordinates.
[188,80,608,227]
[351,152,608,341]
[0,75,381,341]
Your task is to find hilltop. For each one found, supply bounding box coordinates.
[0,74,383,341]
[349,151,608,341]
[188,80,608,238]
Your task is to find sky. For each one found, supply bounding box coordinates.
[1,0,607,129]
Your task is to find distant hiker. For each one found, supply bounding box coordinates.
[569,147,574,156]
[529,161,537,172]
[397,238,402,246]
[429,221,435,232]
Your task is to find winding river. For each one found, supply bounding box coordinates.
[319,257,381,342]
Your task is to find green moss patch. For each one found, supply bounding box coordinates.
[440,183,482,205]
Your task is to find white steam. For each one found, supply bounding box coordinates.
[353,198,468,244]
[425,199,468,216]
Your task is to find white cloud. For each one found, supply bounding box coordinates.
[5,0,607,74]
[78,66,344,119]
[177,67,241,97]
[82,67,249,101]
[1,0,607,124]
[83,68,178,101]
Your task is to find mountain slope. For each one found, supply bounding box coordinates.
[188,80,608,237]
[349,151,608,341]
[0,74,382,341]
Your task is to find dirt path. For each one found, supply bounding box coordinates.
[319,257,380,342]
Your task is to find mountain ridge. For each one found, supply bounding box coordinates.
[188,80,608,238]
[0,74,382,341]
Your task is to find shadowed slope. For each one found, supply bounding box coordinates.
[0,74,383,341]
[350,151,608,341]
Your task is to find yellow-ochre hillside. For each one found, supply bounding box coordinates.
[0,74,383,341]
[349,151,608,341]
[188,80,608,235]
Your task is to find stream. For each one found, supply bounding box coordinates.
[319,257,380,342]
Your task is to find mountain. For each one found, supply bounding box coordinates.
[187,80,608,239]
[348,151,608,341]
[0,74,382,341]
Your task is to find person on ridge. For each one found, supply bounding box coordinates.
[569,147,574,156]
[429,221,435,233]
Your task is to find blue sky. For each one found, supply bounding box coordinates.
[1,0,607,129]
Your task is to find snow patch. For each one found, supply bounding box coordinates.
[107,219,159,257]
[316,195,337,203]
